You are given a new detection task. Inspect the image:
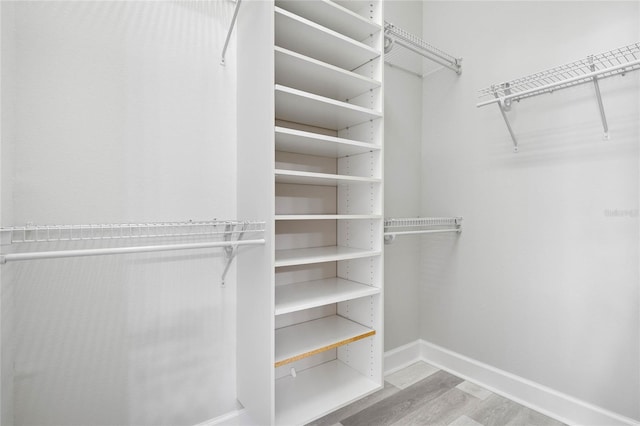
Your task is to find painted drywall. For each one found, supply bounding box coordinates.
[1,1,239,425]
[420,1,639,420]
[383,0,423,351]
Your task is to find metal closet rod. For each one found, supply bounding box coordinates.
[0,239,265,265]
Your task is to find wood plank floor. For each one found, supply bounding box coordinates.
[306,362,566,426]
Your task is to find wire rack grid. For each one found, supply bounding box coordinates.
[478,42,640,103]
[0,220,265,245]
[384,217,462,229]
[384,22,462,75]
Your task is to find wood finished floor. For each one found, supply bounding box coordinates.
[306,362,566,426]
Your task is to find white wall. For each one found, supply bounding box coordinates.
[1,1,239,424]
[383,0,423,351]
[421,0,639,420]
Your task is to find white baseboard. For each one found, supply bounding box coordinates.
[384,339,639,426]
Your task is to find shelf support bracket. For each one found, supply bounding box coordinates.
[220,222,246,287]
[221,0,242,66]
[588,55,610,140]
[494,85,518,152]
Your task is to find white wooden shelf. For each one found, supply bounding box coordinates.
[275,169,380,186]
[275,315,374,367]
[275,7,380,71]
[275,0,381,43]
[275,245,380,267]
[275,214,381,220]
[275,85,381,131]
[275,47,380,102]
[275,126,380,158]
[275,359,381,425]
[275,277,380,315]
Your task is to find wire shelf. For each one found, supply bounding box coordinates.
[1,220,265,245]
[384,217,462,243]
[384,217,462,229]
[478,42,640,103]
[384,22,462,75]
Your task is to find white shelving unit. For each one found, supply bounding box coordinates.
[238,1,384,424]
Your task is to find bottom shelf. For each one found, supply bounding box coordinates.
[275,359,381,426]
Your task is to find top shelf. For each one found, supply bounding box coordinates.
[275,0,381,43]
[275,7,381,71]
[477,42,640,106]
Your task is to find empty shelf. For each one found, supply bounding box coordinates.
[275,169,381,186]
[275,0,380,42]
[275,7,380,71]
[275,277,380,315]
[275,47,380,102]
[275,127,380,158]
[275,359,380,425]
[275,315,375,367]
[275,245,380,267]
[275,85,381,131]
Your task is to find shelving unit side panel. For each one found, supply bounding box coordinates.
[338,151,382,178]
[337,119,383,147]
[275,219,337,250]
[275,262,337,287]
[275,151,337,174]
[337,218,382,251]
[337,182,382,215]
[337,256,382,287]
[337,295,383,382]
[276,183,336,215]
[236,1,275,424]
[275,304,336,329]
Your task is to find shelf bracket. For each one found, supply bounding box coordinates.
[494,85,518,152]
[588,55,610,140]
[220,223,246,287]
[221,0,242,66]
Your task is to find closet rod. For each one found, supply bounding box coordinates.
[0,239,265,265]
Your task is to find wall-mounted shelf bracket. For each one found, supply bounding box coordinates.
[221,0,242,66]
[477,42,640,152]
[220,222,249,287]
[588,55,609,140]
[384,217,462,244]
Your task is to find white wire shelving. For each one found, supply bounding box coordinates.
[384,217,462,244]
[0,220,265,285]
[384,22,462,77]
[477,41,640,152]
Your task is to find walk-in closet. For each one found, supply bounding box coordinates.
[1,1,639,426]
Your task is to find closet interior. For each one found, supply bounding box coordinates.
[2,1,639,426]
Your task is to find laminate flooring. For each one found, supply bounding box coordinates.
[306,362,566,426]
